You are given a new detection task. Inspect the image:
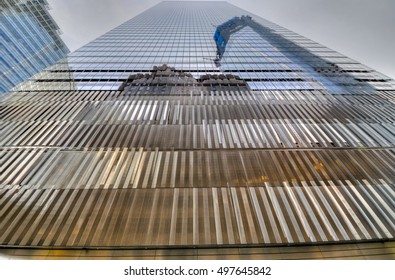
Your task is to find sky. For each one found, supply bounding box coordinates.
[46,0,395,79]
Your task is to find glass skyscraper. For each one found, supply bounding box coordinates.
[0,1,394,256]
[0,0,69,94]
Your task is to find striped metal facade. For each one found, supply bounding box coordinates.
[1,80,394,247]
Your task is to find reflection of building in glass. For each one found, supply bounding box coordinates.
[0,0,69,94]
[0,2,394,254]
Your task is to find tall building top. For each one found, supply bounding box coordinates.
[8,1,394,94]
[0,0,69,94]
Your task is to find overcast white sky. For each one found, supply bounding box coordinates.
[46,0,395,79]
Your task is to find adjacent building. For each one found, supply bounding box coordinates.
[0,1,394,253]
[0,0,69,94]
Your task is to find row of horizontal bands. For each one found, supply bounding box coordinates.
[1,87,393,150]
[1,148,394,189]
[0,181,393,247]
[1,120,393,149]
[2,88,394,104]
[1,98,394,123]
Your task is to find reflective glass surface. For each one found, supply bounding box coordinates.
[9,1,394,93]
[0,0,69,94]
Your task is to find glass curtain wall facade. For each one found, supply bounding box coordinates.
[0,1,394,249]
[0,0,69,94]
